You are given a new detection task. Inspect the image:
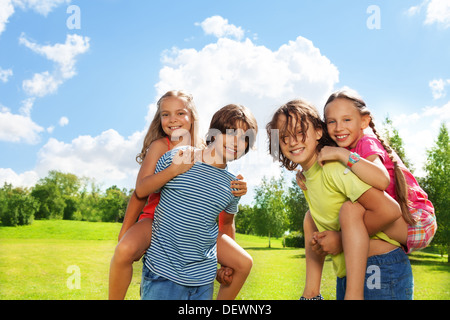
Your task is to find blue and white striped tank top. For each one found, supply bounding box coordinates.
[144,146,240,286]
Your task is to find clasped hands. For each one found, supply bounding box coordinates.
[216,265,234,286]
[310,230,343,256]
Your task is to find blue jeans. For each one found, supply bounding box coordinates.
[140,265,214,300]
[336,248,414,300]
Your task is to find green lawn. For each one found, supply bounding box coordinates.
[0,220,448,300]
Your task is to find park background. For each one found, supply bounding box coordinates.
[0,1,449,299]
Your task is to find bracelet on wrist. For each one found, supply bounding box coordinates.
[344,152,360,175]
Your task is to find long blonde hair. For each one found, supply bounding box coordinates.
[324,89,415,226]
[136,90,202,164]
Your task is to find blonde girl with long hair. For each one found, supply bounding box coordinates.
[109,90,251,300]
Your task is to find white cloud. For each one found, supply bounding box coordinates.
[399,83,450,177]
[0,67,13,82]
[0,106,44,144]
[424,0,450,28]
[22,71,61,97]
[406,0,427,16]
[422,100,450,121]
[429,78,450,99]
[407,0,450,28]
[1,128,144,190]
[35,129,145,189]
[19,97,34,116]
[0,0,14,36]
[20,33,90,97]
[390,100,450,177]
[59,116,69,127]
[0,168,39,188]
[1,0,70,36]
[12,0,70,16]
[196,16,244,40]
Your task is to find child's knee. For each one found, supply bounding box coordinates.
[245,253,253,270]
[339,201,364,225]
[237,252,253,275]
[114,240,140,264]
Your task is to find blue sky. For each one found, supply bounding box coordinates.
[1,0,449,204]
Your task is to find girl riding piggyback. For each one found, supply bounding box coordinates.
[322,89,436,254]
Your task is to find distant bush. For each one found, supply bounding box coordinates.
[0,183,37,226]
[282,231,304,248]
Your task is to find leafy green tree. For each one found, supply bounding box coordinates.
[98,185,129,222]
[31,171,81,220]
[47,171,81,197]
[76,179,103,221]
[0,183,37,226]
[235,204,254,235]
[63,196,78,220]
[31,182,65,219]
[285,177,309,234]
[252,175,289,247]
[383,115,414,172]
[422,123,450,261]
[0,183,8,222]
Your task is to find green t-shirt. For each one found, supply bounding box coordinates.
[303,161,400,278]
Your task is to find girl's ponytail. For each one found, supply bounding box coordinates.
[369,121,416,226]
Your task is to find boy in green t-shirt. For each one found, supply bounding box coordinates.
[302,160,400,279]
[266,99,413,300]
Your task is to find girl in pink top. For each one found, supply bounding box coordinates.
[303,88,436,299]
[321,89,436,255]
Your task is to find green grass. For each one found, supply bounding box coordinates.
[0,220,448,300]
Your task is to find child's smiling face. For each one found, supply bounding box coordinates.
[160,97,192,139]
[324,98,370,149]
[277,113,322,171]
[214,120,249,164]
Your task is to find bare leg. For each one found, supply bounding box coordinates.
[302,211,325,298]
[359,189,407,244]
[215,233,252,300]
[339,201,368,300]
[382,217,408,246]
[109,218,153,300]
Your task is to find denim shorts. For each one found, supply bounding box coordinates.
[140,265,214,300]
[336,248,414,300]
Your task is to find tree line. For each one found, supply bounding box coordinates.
[0,171,129,225]
[0,122,448,260]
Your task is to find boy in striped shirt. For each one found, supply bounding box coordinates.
[141,104,258,300]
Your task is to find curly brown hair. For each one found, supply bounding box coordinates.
[266,99,335,171]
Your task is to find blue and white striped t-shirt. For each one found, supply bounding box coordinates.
[144,146,240,287]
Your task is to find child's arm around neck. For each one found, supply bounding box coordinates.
[135,138,194,199]
[317,146,390,191]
